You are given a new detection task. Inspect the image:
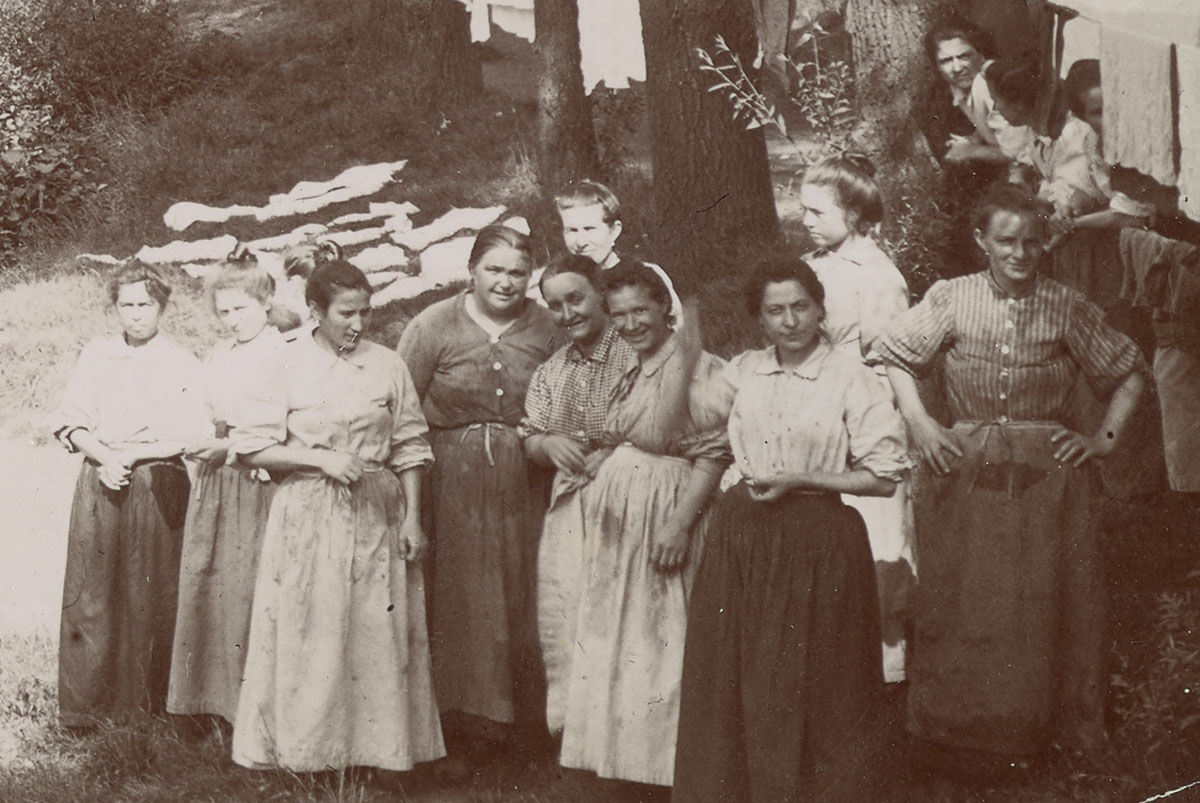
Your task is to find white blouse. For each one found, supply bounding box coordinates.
[51,333,206,451]
[715,342,910,490]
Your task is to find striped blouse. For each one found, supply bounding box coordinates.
[877,272,1144,424]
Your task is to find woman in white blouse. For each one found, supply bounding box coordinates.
[51,259,205,727]
[672,255,910,803]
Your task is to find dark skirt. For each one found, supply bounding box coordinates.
[672,484,885,803]
[59,458,189,727]
[907,422,1106,755]
[425,424,548,727]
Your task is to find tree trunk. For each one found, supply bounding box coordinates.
[405,0,485,112]
[639,0,780,285]
[535,0,599,191]
[843,0,942,194]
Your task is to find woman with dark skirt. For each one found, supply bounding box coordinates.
[398,224,561,753]
[672,254,909,803]
[50,259,206,727]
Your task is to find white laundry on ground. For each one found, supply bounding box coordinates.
[136,234,239,265]
[328,201,420,228]
[391,206,506,252]
[502,216,530,235]
[247,223,329,253]
[161,161,408,231]
[367,270,405,288]
[418,236,476,287]
[370,275,435,308]
[350,243,415,274]
[325,226,392,249]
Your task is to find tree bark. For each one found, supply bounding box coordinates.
[843,0,942,194]
[535,0,599,191]
[404,0,485,112]
[639,0,780,285]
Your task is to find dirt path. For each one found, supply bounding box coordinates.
[0,441,78,639]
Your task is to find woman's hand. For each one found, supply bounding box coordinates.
[96,459,131,491]
[944,134,975,163]
[650,521,691,573]
[583,447,613,479]
[398,517,427,562]
[1050,426,1114,467]
[541,435,588,475]
[744,472,797,503]
[910,415,963,476]
[185,438,229,463]
[320,451,366,485]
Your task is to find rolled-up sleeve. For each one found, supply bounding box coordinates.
[878,280,956,377]
[843,365,911,481]
[1066,293,1147,399]
[226,354,289,462]
[388,354,434,473]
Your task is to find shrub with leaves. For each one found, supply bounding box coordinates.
[696,26,856,164]
[0,55,97,260]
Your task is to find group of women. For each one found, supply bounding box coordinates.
[48,14,1162,797]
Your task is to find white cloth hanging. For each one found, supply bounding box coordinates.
[577,0,646,93]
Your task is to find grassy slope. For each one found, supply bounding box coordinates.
[3,2,1200,802]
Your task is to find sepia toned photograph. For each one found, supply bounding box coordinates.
[1,0,1198,800]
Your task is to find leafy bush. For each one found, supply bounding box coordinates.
[0,56,97,258]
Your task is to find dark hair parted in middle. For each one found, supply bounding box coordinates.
[743,253,826,317]
[971,182,1053,233]
[602,260,672,311]
[923,13,997,64]
[305,259,373,312]
[802,153,885,234]
[539,252,603,296]
[468,224,533,272]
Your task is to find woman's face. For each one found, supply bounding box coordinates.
[974,209,1047,296]
[800,182,853,250]
[470,245,531,318]
[213,287,270,344]
[542,271,607,347]
[312,287,372,353]
[935,36,984,93]
[115,281,162,346]
[759,279,823,359]
[607,283,671,358]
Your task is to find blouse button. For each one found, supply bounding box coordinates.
[493,361,502,371]
[489,336,500,345]
[576,429,586,438]
[1005,319,1015,329]
[999,414,1010,423]
[999,392,1008,401]
[1000,345,1011,355]
[495,388,505,397]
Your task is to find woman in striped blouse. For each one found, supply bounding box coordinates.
[878,185,1144,765]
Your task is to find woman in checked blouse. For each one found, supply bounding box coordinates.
[878,184,1145,759]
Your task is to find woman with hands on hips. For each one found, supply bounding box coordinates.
[231,259,443,773]
[51,259,206,728]
[877,184,1144,767]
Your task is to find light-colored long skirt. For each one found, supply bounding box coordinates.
[537,471,590,733]
[168,462,273,722]
[560,444,706,787]
[232,470,444,771]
